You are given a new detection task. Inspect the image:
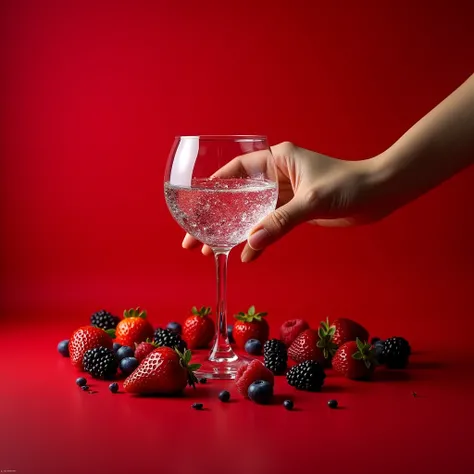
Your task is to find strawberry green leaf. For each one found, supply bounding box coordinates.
[318,327,324,339]
[316,340,324,348]
[139,310,147,319]
[105,328,116,338]
[188,363,201,371]
[184,350,192,364]
[352,352,363,360]
[356,338,364,351]
[328,327,336,336]
[248,306,255,316]
[364,359,372,369]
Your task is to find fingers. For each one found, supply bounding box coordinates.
[182,233,201,249]
[241,243,263,263]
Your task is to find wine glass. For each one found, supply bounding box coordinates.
[164,135,278,379]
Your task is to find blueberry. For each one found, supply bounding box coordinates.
[81,385,89,391]
[370,337,381,345]
[167,321,182,335]
[218,390,230,402]
[374,340,385,363]
[283,399,294,410]
[57,340,70,357]
[76,377,87,387]
[328,399,338,409]
[227,325,235,343]
[113,342,122,352]
[120,357,139,375]
[116,345,134,361]
[199,378,207,384]
[248,380,273,404]
[109,382,119,393]
[244,338,262,355]
[192,403,203,410]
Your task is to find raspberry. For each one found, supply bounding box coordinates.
[235,360,274,397]
[280,319,310,347]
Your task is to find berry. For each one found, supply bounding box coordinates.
[371,337,381,345]
[245,339,262,355]
[379,337,411,369]
[332,339,376,380]
[109,382,119,393]
[134,340,159,363]
[123,347,200,395]
[227,325,235,343]
[332,318,369,347]
[115,307,154,348]
[232,306,269,348]
[286,360,326,391]
[153,328,186,352]
[116,345,134,361]
[81,385,89,391]
[218,390,230,402]
[283,399,294,410]
[263,339,288,375]
[199,378,207,384]
[69,326,114,370]
[374,339,385,362]
[76,377,87,387]
[288,330,325,364]
[83,346,118,379]
[192,403,203,410]
[57,340,70,357]
[235,360,274,397]
[328,399,338,409]
[90,309,120,330]
[280,319,310,347]
[248,380,273,404]
[183,306,215,349]
[167,321,182,335]
[120,357,139,375]
[113,343,122,352]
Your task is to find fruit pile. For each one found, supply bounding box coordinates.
[58,306,411,409]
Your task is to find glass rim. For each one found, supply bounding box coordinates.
[175,135,267,142]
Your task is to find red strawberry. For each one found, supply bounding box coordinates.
[288,329,325,364]
[235,360,274,397]
[123,347,200,395]
[232,306,269,348]
[332,318,369,347]
[280,319,310,347]
[69,326,114,370]
[134,339,159,363]
[332,338,376,380]
[182,306,215,349]
[115,307,154,348]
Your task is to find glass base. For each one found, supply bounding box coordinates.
[193,350,254,380]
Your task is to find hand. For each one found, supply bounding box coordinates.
[182,141,388,262]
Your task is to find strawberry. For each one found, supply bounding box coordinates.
[332,318,369,347]
[280,319,310,347]
[69,326,114,370]
[235,360,274,397]
[182,306,215,349]
[134,339,159,363]
[232,306,269,348]
[114,307,154,348]
[332,338,376,380]
[288,329,325,364]
[123,347,200,395]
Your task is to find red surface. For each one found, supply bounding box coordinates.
[1,1,474,473]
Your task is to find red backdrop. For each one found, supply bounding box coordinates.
[1,0,474,348]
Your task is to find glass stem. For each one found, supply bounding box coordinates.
[209,248,236,361]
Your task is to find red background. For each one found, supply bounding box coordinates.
[1,1,473,473]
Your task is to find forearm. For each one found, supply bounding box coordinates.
[374,74,474,206]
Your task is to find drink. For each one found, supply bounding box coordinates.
[164,177,278,248]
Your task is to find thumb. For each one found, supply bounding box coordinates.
[247,198,307,251]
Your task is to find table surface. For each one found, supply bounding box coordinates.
[2,317,472,474]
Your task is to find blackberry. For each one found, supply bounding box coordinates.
[380,337,411,369]
[90,310,120,330]
[263,339,288,375]
[286,360,326,391]
[153,328,186,352]
[83,346,118,379]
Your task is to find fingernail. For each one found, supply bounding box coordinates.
[241,247,252,263]
[248,228,270,251]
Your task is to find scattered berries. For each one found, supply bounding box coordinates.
[113,343,122,352]
[69,326,114,370]
[57,340,70,357]
[263,339,288,375]
[332,338,375,380]
[83,346,118,379]
[153,328,186,352]
[120,357,139,375]
[280,319,310,347]
[76,377,87,387]
[328,399,338,409]
[218,390,231,402]
[109,382,119,393]
[245,338,262,355]
[283,399,294,410]
[90,309,120,330]
[116,345,134,361]
[248,380,273,404]
[227,325,235,343]
[115,307,154,348]
[232,306,269,348]
[192,403,203,410]
[183,306,215,349]
[134,340,158,363]
[286,360,326,391]
[371,337,381,345]
[81,385,89,391]
[235,360,274,397]
[378,337,411,369]
[167,321,182,335]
